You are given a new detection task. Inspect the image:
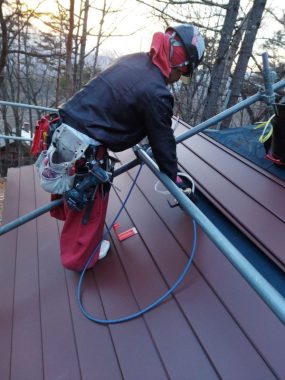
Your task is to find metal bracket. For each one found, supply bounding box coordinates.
[167,199,179,208]
[260,90,276,105]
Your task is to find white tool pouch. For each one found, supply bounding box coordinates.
[35,123,100,194]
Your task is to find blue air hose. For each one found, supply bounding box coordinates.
[77,164,197,324]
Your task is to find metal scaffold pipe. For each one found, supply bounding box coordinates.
[0,134,32,142]
[0,100,57,113]
[2,78,285,237]
[262,52,276,114]
[0,159,141,237]
[176,78,285,144]
[1,79,285,238]
[135,146,285,325]
[0,199,63,236]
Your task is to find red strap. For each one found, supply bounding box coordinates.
[30,116,50,156]
[266,153,285,166]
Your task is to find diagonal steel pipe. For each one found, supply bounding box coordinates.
[1,79,285,236]
[0,199,63,236]
[135,145,285,325]
[176,78,285,143]
[0,159,141,236]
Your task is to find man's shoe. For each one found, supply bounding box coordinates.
[98,240,110,260]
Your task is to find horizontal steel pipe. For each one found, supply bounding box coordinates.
[108,78,285,173]
[135,146,285,325]
[113,157,141,176]
[0,100,57,113]
[0,134,33,142]
[176,79,285,143]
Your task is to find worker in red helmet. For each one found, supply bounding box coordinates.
[151,24,205,82]
[38,23,205,271]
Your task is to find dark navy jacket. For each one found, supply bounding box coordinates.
[59,53,177,180]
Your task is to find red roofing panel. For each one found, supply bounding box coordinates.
[0,124,284,379]
[174,121,285,269]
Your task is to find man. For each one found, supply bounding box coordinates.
[47,23,205,271]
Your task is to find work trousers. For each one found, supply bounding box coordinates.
[51,189,109,271]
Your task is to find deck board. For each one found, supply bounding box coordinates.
[10,165,43,380]
[64,270,124,380]
[0,145,284,380]
[106,189,221,379]
[34,167,85,380]
[111,157,279,379]
[131,155,285,379]
[34,168,121,379]
[0,168,20,380]
[94,253,170,380]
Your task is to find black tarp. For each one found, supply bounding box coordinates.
[204,125,285,181]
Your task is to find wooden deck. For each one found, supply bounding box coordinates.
[0,127,284,379]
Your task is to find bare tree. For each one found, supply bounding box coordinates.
[0,0,8,88]
[76,0,90,89]
[92,0,107,75]
[203,0,240,121]
[65,0,75,97]
[223,0,267,128]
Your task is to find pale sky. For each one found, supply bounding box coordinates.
[28,0,162,55]
[95,0,162,55]
[28,0,285,57]
[101,0,285,56]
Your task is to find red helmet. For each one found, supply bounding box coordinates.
[166,23,205,76]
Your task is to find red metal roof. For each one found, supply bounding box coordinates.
[0,123,284,379]
[175,119,285,270]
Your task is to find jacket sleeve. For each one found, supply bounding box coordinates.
[143,91,178,181]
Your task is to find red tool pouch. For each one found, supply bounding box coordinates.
[52,145,111,272]
[59,187,109,271]
[30,114,60,156]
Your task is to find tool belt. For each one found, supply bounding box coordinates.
[35,123,99,194]
[64,144,118,215]
[35,123,115,197]
[34,119,117,218]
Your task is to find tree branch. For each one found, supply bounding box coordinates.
[8,49,65,59]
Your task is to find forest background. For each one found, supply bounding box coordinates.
[0,0,285,174]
